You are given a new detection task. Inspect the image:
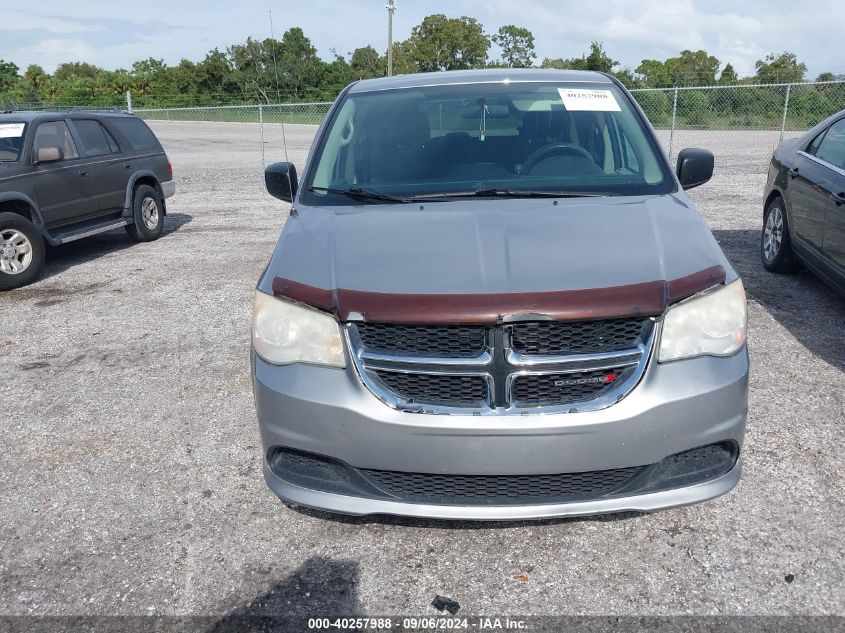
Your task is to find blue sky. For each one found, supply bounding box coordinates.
[2,0,843,78]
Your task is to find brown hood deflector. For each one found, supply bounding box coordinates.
[271,265,726,324]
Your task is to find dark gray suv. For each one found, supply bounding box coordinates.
[0,111,175,289]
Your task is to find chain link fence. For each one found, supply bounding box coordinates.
[630,81,845,176]
[13,81,845,187]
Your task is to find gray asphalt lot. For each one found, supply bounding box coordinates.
[1,122,844,619]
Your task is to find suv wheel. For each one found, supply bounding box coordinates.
[761,196,798,273]
[126,184,164,242]
[0,212,45,290]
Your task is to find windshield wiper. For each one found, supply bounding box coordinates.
[409,188,611,200]
[308,186,408,204]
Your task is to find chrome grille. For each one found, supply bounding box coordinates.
[347,318,655,414]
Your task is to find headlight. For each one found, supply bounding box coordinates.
[658,279,747,362]
[252,291,346,367]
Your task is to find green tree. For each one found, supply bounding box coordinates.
[321,51,354,95]
[53,61,101,81]
[195,50,235,99]
[0,60,20,94]
[539,57,568,70]
[350,46,384,79]
[23,65,48,90]
[637,51,719,86]
[612,68,640,88]
[276,28,323,98]
[664,50,720,86]
[388,40,419,76]
[755,52,806,84]
[491,25,535,68]
[571,42,617,73]
[405,14,489,72]
[228,37,272,101]
[541,42,616,73]
[635,59,671,87]
[719,63,738,84]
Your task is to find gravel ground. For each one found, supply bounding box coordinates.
[2,121,844,621]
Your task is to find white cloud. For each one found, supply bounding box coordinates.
[2,1,844,79]
[2,11,102,34]
[6,38,99,71]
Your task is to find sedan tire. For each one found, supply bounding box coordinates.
[761,196,798,273]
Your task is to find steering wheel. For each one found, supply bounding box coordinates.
[523,143,594,174]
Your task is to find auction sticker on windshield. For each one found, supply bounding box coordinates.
[558,88,621,112]
[0,123,25,138]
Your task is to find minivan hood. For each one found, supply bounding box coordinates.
[260,194,733,321]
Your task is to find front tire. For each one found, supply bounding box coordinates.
[0,212,45,290]
[126,185,164,242]
[761,197,798,273]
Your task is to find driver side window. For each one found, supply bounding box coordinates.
[33,121,79,161]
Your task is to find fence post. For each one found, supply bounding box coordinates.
[668,86,679,160]
[126,90,132,113]
[259,104,265,169]
[779,84,792,144]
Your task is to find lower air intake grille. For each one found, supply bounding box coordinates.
[360,465,642,503]
[267,442,738,506]
[373,371,488,406]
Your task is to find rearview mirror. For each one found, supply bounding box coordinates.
[36,146,62,163]
[265,162,298,203]
[676,148,714,190]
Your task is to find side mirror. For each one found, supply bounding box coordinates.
[265,162,298,203]
[36,146,62,163]
[676,148,714,190]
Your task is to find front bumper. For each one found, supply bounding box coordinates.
[253,347,748,520]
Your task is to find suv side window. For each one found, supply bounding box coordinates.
[108,117,159,151]
[812,118,845,169]
[33,120,79,161]
[73,120,120,157]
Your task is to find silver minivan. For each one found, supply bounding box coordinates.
[251,69,748,520]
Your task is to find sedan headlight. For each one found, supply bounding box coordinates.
[252,291,346,367]
[658,279,747,362]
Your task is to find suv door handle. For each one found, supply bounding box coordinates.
[123,163,132,169]
[79,171,88,176]
[832,192,845,205]
[788,167,799,177]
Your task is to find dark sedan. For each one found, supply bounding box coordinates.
[762,110,845,295]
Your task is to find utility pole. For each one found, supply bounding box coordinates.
[386,0,397,76]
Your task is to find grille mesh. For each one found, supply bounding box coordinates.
[356,323,486,357]
[374,371,488,406]
[361,465,642,502]
[511,318,649,355]
[512,367,630,406]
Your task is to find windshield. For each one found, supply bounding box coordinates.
[0,122,27,162]
[303,81,673,205]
